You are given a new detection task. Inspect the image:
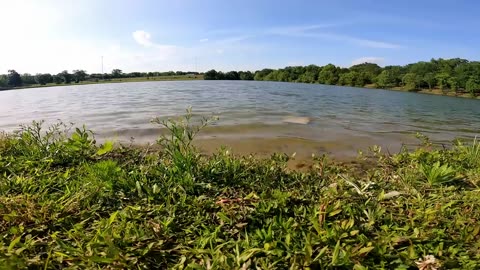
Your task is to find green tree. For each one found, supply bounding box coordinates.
[383,65,405,86]
[112,69,123,78]
[435,73,450,91]
[254,69,273,81]
[305,65,321,77]
[407,61,436,77]
[264,70,286,81]
[466,76,480,96]
[298,71,317,83]
[203,69,218,80]
[58,70,72,84]
[454,61,480,89]
[375,70,396,88]
[282,66,305,82]
[239,71,254,80]
[21,73,36,85]
[423,73,436,90]
[35,73,53,85]
[318,64,339,85]
[402,73,419,91]
[225,71,240,80]
[338,71,357,86]
[7,70,22,87]
[349,63,381,84]
[215,71,225,80]
[72,70,87,83]
[277,70,290,82]
[434,58,468,75]
[53,75,63,84]
[447,77,459,92]
[355,72,370,87]
[0,75,7,87]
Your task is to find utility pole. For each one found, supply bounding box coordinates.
[101,56,104,80]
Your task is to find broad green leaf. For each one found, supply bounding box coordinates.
[8,236,22,253]
[96,141,114,155]
[357,246,374,256]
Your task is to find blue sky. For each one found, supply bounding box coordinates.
[1,0,479,73]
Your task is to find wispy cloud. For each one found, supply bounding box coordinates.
[266,25,403,49]
[132,30,178,50]
[217,35,254,44]
[347,38,401,49]
[306,33,402,49]
[208,23,403,49]
[267,23,340,35]
[351,57,385,66]
[208,24,337,45]
[199,38,209,42]
[130,30,181,68]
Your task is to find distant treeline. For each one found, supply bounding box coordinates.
[204,58,480,95]
[2,58,480,95]
[0,69,200,89]
[203,70,255,81]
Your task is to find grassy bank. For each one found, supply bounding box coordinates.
[1,113,479,269]
[0,75,203,91]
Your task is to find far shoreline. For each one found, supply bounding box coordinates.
[0,74,204,92]
[362,83,480,100]
[2,77,479,100]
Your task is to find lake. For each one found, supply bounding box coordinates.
[1,81,479,158]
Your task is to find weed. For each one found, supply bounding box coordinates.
[420,161,458,186]
[0,112,479,269]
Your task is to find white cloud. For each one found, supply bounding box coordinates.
[348,38,401,49]
[218,24,404,49]
[129,30,180,68]
[216,49,224,54]
[351,57,385,66]
[267,24,338,35]
[133,30,153,47]
[262,24,403,49]
[199,38,209,42]
[217,35,254,44]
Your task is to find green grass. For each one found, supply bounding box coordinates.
[0,111,479,269]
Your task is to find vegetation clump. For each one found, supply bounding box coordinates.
[0,112,479,269]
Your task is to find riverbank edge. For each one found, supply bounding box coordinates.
[361,83,480,99]
[2,77,479,100]
[0,75,204,92]
[1,120,479,268]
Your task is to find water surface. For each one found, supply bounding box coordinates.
[1,81,479,158]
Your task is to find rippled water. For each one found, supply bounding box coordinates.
[1,81,479,156]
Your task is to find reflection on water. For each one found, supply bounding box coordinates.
[0,81,479,157]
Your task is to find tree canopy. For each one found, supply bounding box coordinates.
[203,58,480,96]
[7,70,22,87]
